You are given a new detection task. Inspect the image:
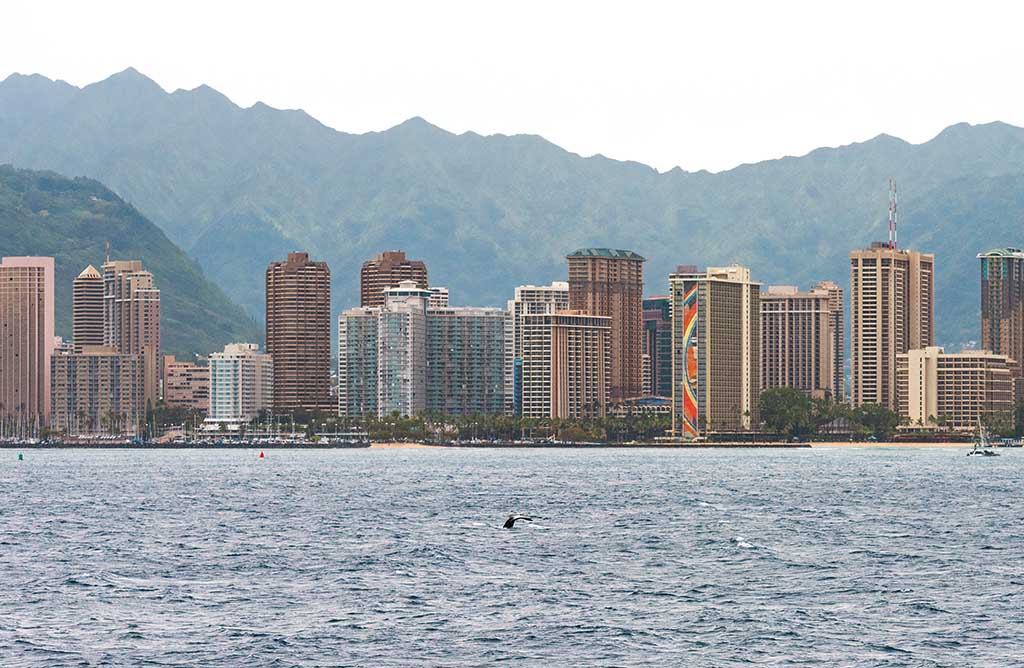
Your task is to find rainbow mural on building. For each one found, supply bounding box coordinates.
[681,284,699,437]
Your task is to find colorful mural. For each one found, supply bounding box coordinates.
[681,284,699,437]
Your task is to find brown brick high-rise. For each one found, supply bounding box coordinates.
[266,252,332,413]
[360,251,428,307]
[567,248,645,403]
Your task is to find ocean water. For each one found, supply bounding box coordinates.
[1,447,1021,667]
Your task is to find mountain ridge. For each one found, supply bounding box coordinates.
[3,69,1024,349]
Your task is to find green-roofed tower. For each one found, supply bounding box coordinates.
[978,248,1024,389]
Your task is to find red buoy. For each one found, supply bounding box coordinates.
[258,451,265,459]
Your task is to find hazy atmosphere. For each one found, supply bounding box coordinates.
[3,0,1022,172]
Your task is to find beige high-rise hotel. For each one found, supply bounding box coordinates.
[103,260,161,407]
[978,248,1024,393]
[0,256,54,427]
[761,282,843,400]
[567,248,644,404]
[72,265,104,350]
[850,243,934,410]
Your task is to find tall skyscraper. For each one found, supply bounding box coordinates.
[520,311,610,419]
[72,265,104,350]
[978,248,1024,385]
[360,251,428,308]
[377,281,430,417]
[896,347,1015,430]
[642,296,672,398]
[505,281,570,414]
[760,284,842,400]
[266,252,332,413]
[103,260,161,407]
[670,265,761,437]
[567,248,645,403]
[427,307,506,415]
[338,307,380,418]
[50,346,144,435]
[813,280,845,401]
[205,343,273,429]
[850,243,934,410]
[0,256,54,428]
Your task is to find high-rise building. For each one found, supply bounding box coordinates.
[50,346,144,435]
[520,311,610,419]
[103,260,161,407]
[163,355,210,412]
[978,248,1024,388]
[0,256,54,428]
[813,280,845,401]
[850,243,934,410]
[642,296,672,398]
[266,252,332,413]
[760,284,841,400]
[569,246,638,399]
[338,307,380,418]
[377,281,429,417]
[505,281,570,414]
[426,307,506,415]
[670,265,761,437]
[204,343,273,429]
[896,347,1015,431]
[567,249,645,404]
[360,251,428,308]
[427,287,449,309]
[72,265,104,350]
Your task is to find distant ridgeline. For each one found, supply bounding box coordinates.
[5,69,1024,347]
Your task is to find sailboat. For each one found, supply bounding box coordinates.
[967,419,1000,457]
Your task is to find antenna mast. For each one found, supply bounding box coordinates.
[105,240,110,263]
[888,178,898,249]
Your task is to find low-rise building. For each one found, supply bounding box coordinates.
[163,355,210,412]
[896,347,1015,431]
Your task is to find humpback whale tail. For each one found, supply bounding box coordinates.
[503,515,533,529]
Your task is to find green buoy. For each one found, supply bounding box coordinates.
[18,453,23,461]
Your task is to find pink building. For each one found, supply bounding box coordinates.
[0,256,55,428]
[163,355,210,412]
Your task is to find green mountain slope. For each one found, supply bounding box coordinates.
[0,165,260,355]
[3,69,1024,347]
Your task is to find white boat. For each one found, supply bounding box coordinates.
[967,419,1000,457]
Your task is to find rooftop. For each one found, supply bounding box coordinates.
[977,247,1024,258]
[567,248,645,261]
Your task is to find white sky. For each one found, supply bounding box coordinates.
[1,0,1020,172]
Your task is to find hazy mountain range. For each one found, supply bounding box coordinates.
[4,67,1024,349]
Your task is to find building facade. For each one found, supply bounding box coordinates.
[426,307,506,415]
[103,260,161,407]
[427,287,449,309]
[72,264,104,350]
[163,355,210,412]
[205,343,273,429]
[50,346,144,435]
[642,296,672,398]
[760,284,842,400]
[360,250,428,308]
[567,249,645,404]
[338,307,380,418]
[0,257,55,429]
[266,252,332,413]
[979,248,1024,389]
[377,281,430,417]
[850,244,934,410]
[671,265,761,437]
[520,311,611,419]
[505,281,570,414]
[896,347,1015,431]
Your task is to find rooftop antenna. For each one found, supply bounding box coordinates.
[888,178,898,249]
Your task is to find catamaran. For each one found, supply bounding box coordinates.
[967,419,999,457]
